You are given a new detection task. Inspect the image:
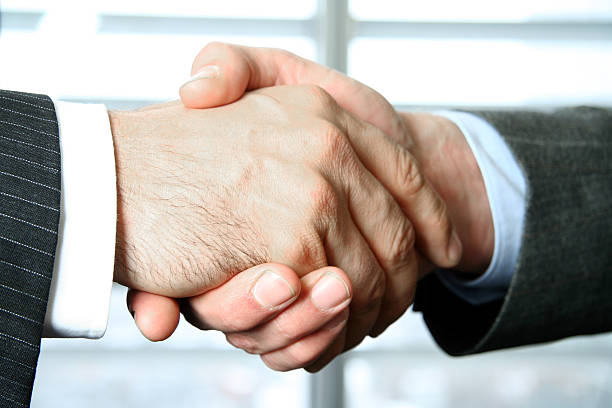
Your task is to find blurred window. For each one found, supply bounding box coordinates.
[348,0,612,108]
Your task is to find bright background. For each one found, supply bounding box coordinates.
[1,1,611,407]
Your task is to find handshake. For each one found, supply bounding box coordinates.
[116,42,494,372]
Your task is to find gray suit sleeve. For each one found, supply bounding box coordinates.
[0,90,61,407]
[414,106,612,356]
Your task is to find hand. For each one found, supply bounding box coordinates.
[400,112,494,275]
[129,44,464,371]
[129,264,353,370]
[113,85,459,369]
[180,43,461,272]
[180,41,489,273]
[129,110,494,372]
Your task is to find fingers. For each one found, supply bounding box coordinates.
[225,267,351,354]
[338,109,463,269]
[182,263,301,332]
[246,85,425,347]
[127,290,180,342]
[261,310,348,372]
[368,250,417,338]
[322,205,387,352]
[179,42,406,141]
[252,84,460,270]
[335,148,419,343]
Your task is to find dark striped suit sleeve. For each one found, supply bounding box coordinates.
[0,90,61,407]
[414,107,612,356]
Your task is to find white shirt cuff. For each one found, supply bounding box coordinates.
[43,101,116,338]
[434,111,527,305]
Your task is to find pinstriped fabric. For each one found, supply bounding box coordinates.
[0,90,60,407]
[415,107,612,356]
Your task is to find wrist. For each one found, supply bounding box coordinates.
[108,110,134,286]
[400,112,494,276]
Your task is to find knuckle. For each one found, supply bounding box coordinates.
[251,93,286,117]
[394,147,426,197]
[270,314,300,344]
[369,274,387,305]
[385,218,416,267]
[316,122,356,171]
[286,231,327,270]
[319,122,346,152]
[284,342,319,368]
[218,313,250,333]
[261,353,296,372]
[352,271,386,316]
[307,176,341,224]
[302,84,334,108]
[271,47,297,61]
[226,333,261,354]
[260,355,284,372]
[429,196,451,233]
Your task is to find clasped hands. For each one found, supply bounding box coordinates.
[112,43,493,372]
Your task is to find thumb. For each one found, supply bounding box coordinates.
[182,263,301,332]
[179,42,251,109]
[179,42,406,143]
[127,263,302,340]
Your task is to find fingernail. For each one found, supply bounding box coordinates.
[311,272,351,311]
[447,229,462,265]
[180,65,220,88]
[253,270,296,309]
